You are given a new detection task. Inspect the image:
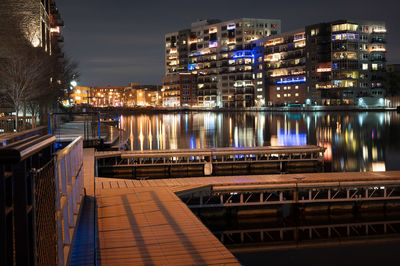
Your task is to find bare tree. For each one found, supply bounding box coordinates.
[0,36,53,131]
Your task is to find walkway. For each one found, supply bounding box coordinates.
[96,171,400,190]
[96,186,240,265]
[69,148,97,266]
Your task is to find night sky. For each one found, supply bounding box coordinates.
[57,0,400,87]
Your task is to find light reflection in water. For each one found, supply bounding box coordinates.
[119,112,400,172]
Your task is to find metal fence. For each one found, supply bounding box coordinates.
[0,131,84,266]
[0,134,55,266]
[33,159,57,266]
[0,116,38,133]
[55,136,84,266]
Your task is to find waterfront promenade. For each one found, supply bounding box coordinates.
[73,147,400,265]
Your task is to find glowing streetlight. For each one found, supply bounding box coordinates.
[70,80,77,87]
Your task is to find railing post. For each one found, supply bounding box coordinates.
[98,112,101,140]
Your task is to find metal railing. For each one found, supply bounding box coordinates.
[0,130,85,266]
[0,133,55,266]
[0,126,47,147]
[55,136,84,266]
[49,112,101,143]
[182,181,400,208]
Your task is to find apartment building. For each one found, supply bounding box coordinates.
[254,30,307,106]
[252,20,387,107]
[306,20,387,106]
[165,18,281,107]
[162,73,197,107]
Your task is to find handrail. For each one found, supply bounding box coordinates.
[57,136,83,161]
[0,126,47,146]
[54,137,84,266]
[0,135,55,163]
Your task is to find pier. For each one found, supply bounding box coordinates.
[3,133,400,265]
[96,145,326,178]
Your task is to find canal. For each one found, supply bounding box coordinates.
[116,111,400,265]
[118,111,400,172]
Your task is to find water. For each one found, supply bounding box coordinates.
[119,111,400,172]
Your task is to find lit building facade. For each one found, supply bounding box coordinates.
[130,83,162,106]
[254,30,307,106]
[0,0,63,53]
[71,84,161,107]
[71,86,90,105]
[162,73,197,107]
[306,20,387,106]
[252,20,387,107]
[165,18,281,107]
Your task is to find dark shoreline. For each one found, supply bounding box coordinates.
[76,106,398,116]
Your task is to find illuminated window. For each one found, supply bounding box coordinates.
[372,64,378,70]
[295,93,299,97]
[311,28,319,36]
[295,86,299,89]
[362,64,368,70]
[332,23,358,32]
[277,94,280,98]
[288,93,291,97]
[277,87,280,90]
[288,86,291,90]
[332,33,358,41]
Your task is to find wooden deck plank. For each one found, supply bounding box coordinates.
[96,184,240,265]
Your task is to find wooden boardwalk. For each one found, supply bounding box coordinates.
[76,150,400,266]
[96,171,400,191]
[96,186,240,265]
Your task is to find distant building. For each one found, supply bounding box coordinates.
[71,86,90,105]
[130,83,162,106]
[71,83,161,107]
[305,20,387,106]
[162,73,197,107]
[165,18,281,107]
[253,20,387,106]
[254,29,307,106]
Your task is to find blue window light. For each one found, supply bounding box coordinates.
[188,63,197,71]
[233,50,254,59]
[276,77,306,85]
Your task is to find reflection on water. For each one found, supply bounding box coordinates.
[119,112,400,172]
